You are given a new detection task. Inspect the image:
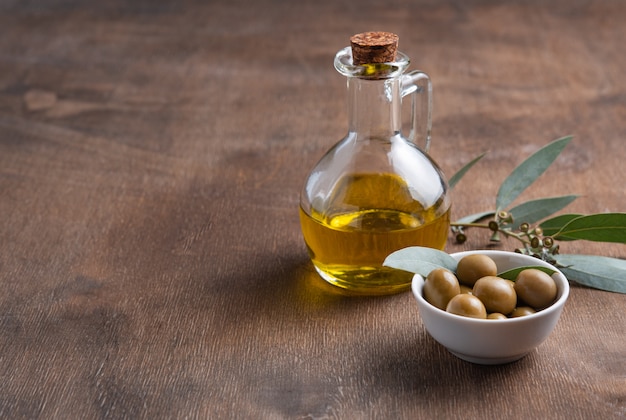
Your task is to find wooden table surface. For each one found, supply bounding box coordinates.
[1,0,625,418]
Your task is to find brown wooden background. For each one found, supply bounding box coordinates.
[1,0,624,418]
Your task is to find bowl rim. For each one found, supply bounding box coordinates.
[411,249,570,324]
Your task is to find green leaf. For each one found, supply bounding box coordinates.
[505,195,579,230]
[454,210,495,225]
[556,254,626,294]
[540,214,584,240]
[449,153,486,189]
[550,213,626,243]
[383,246,457,277]
[496,136,573,211]
[497,266,557,281]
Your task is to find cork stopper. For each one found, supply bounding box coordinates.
[350,31,399,65]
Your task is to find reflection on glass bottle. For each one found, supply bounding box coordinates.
[300,32,450,295]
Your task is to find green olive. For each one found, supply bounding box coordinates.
[456,254,498,286]
[424,268,460,310]
[459,284,473,295]
[514,269,558,309]
[510,306,537,318]
[446,294,487,319]
[487,312,508,320]
[472,276,517,315]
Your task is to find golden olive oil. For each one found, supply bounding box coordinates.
[300,173,450,294]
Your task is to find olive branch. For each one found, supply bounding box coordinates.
[445,136,626,293]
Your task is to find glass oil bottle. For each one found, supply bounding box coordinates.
[299,32,450,295]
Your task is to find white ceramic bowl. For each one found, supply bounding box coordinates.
[412,250,569,365]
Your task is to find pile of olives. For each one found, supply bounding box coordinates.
[423,254,558,319]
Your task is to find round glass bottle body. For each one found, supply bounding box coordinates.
[300,48,450,295]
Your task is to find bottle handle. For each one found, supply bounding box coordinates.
[401,70,432,153]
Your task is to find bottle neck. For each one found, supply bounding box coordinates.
[347,76,402,139]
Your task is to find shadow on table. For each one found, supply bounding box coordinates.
[362,330,538,390]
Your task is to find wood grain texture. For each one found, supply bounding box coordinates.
[0,0,624,418]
